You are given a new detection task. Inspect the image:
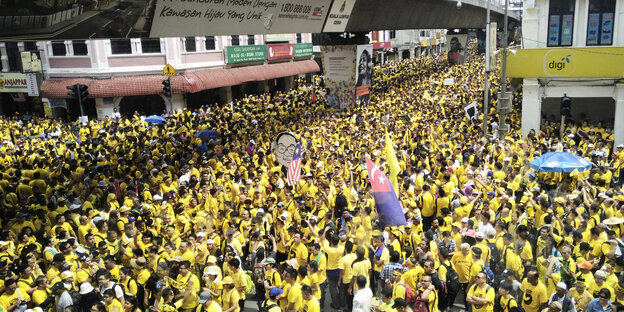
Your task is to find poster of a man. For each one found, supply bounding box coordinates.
[355,44,373,104]
[447,34,468,64]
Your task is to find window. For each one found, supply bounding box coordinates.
[247,35,255,45]
[185,37,196,52]
[547,0,575,47]
[73,40,88,55]
[51,42,66,56]
[24,42,38,51]
[296,33,302,43]
[231,35,240,46]
[141,39,161,53]
[587,0,615,45]
[420,31,425,37]
[205,36,216,50]
[389,30,396,39]
[111,39,132,54]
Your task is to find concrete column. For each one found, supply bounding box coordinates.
[0,42,8,72]
[219,86,233,104]
[95,98,115,119]
[170,93,185,113]
[257,80,269,94]
[284,76,294,92]
[614,84,624,148]
[521,78,542,138]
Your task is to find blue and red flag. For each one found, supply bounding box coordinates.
[366,157,406,227]
[287,143,302,186]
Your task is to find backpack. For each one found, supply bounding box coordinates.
[67,288,83,312]
[478,263,496,285]
[400,282,414,304]
[129,278,146,309]
[441,262,460,295]
[486,241,502,273]
[412,290,436,312]
[243,271,254,295]
[258,300,278,312]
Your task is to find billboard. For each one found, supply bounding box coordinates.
[446,34,468,64]
[323,0,356,33]
[267,44,294,60]
[355,44,372,104]
[0,73,28,93]
[321,45,356,110]
[294,43,313,58]
[225,45,267,64]
[150,0,331,38]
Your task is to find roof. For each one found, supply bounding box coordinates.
[39,60,320,98]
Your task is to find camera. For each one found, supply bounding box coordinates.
[456,1,462,9]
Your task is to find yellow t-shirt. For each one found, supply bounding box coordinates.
[352,259,372,290]
[288,282,303,311]
[520,279,548,312]
[222,288,240,312]
[467,284,495,312]
[303,298,320,312]
[499,296,518,312]
[322,241,345,271]
[451,252,474,283]
[105,299,123,312]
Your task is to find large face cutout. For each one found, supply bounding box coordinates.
[271,132,298,167]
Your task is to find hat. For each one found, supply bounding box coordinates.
[502,269,513,277]
[452,222,460,228]
[197,232,205,237]
[205,266,218,276]
[256,208,265,216]
[392,298,408,309]
[198,291,212,304]
[207,256,217,264]
[277,201,285,207]
[53,253,65,262]
[595,270,607,279]
[51,281,65,291]
[264,258,276,264]
[153,194,163,201]
[119,206,130,213]
[487,191,495,196]
[475,232,484,239]
[79,282,94,295]
[280,212,289,220]
[285,259,298,268]
[556,282,567,290]
[461,217,469,223]
[471,247,482,255]
[222,276,234,285]
[172,256,184,262]
[531,186,540,192]
[131,257,147,269]
[579,261,593,270]
[246,179,253,184]
[269,288,283,297]
[226,229,234,236]
[61,271,73,279]
[603,217,624,225]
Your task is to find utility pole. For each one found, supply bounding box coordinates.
[483,0,491,137]
[497,0,511,139]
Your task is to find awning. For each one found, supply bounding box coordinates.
[40,60,320,98]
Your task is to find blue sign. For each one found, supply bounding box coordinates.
[601,13,614,45]
[561,14,574,46]
[548,15,560,46]
[587,13,600,45]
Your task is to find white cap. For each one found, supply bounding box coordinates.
[197,232,205,237]
[556,282,567,290]
[79,282,94,295]
[153,194,163,201]
[461,217,469,223]
[256,208,265,215]
[280,212,289,220]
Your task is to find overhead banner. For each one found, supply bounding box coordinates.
[323,0,356,32]
[294,43,313,58]
[150,0,331,37]
[267,44,294,60]
[355,44,373,104]
[321,45,356,110]
[225,45,267,64]
[506,47,624,78]
[446,34,468,64]
[0,73,28,93]
[266,34,294,42]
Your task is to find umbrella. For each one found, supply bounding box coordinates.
[194,129,220,140]
[145,115,166,124]
[530,151,592,173]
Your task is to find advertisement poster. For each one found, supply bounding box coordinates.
[294,43,313,58]
[561,14,574,46]
[267,44,294,60]
[446,34,468,64]
[0,73,28,93]
[587,13,600,45]
[323,0,356,32]
[601,13,614,45]
[321,45,356,110]
[150,0,331,37]
[225,45,267,64]
[548,15,560,46]
[355,44,373,104]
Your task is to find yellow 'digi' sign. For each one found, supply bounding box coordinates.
[506,47,624,78]
[163,64,175,76]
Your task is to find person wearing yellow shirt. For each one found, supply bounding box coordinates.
[221,276,240,312]
[284,268,303,312]
[226,258,247,308]
[338,242,357,310]
[174,261,201,311]
[0,279,29,312]
[466,272,495,312]
[589,270,615,300]
[387,269,409,302]
[451,243,473,287]
[261,288,283,312]
[520,270,549,312]
[349,247,372,293]
[468,247,486,286]
[498,281,519,312]
[302,284,320,312]
[371,235,390,297]
[195,291,222,312]
[288,233,308,268]
[316,227,344,310]
[102,288,124,312]
[568,281,594,312]
[419,185,435,229]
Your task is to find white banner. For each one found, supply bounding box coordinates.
[26,73,39,96]
[323,0,356,32]
[321,45,356,110]
[0,73,28,93]
[464,102,478,121]
[150,0,331,37]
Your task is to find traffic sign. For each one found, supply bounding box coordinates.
[163,64,176,76]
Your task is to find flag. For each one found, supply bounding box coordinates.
[423,90,433,102]
[366,157,406,227]
[287,143,302,186]
[385,132,401,196]
[311,90,317,102]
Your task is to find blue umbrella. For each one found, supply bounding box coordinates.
[194,129,220,140]
[530,151,593,173]
[145,115,166,124]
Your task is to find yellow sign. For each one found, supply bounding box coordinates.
[163,64,176,76]
[421,39,428,47]
[506,47,624,78]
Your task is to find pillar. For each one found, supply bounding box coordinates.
[284,76,294,92]
[170,93,185,113]
[521,78,542,138]
[219,86,233,104]
[0,42,8,72]
[614,83,624,148]
[257,80,269,94]
[95,98,115,119]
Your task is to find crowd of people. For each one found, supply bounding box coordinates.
[0,46,622,312]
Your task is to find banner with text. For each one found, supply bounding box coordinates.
[294,43,313,58]
[267,43,294,60]
[355,44,372,104]
[321,45,356,110]
[0,73,28,93]
[150,0,332,37]
[225,45,267,64]
[323,0,356,32]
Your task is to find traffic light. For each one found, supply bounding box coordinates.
[67,83,88,116]
[560,94,571,116]
[162,77,171,97]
